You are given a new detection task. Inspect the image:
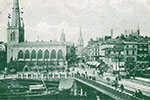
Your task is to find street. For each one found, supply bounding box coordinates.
[73,65,150,98]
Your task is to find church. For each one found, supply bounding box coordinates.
[7,0,84,66]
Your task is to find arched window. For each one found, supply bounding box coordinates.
[57,49,63,59]
[38,50,43,59]
[44,50,49,59]
[10,33,13,41]
[51,49,56,59]
[31,50,36,59]
[18,50,23,59]
[25,50,30,59]
[13,33,15,41]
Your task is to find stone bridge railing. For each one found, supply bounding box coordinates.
[74,75,140,100]
[17,72,73,80]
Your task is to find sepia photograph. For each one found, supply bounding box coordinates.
[0,0,150,100]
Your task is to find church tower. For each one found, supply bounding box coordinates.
[7,0,24,44]
[60,29,66,42]
[77,27,84,56]
[7,0,24,62]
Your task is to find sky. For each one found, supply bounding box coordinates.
[1,0,150,45]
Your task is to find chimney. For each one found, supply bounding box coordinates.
[111,29,113,38]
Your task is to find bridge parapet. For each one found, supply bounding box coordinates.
[17,72,73,80]
[74,75,140,100]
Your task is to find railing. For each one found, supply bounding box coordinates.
[74,75,139,100]
[17,72,74,80]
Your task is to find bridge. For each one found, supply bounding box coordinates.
[0,72,148,100]
[74,75,140,100]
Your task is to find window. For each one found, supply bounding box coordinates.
[57,50,63,60]
[126,50,129,55]
[127,57,134,62]
[121,51,124,55]
[51,50,56,59]
[129,45,133,48]
[144,48,147,51]
[111,51,114,55]
[132,50,135,55]
[18,50,23,59]
[44,50,49,59]
[25,50,30,59]
[129,50,133,55]
[133,45,135,48]
[13,32,15,41]
[31,50,36,59]
[10,33,13,41]
[139,48,142,51]
[10,32,15,41]
[38,50,43,59]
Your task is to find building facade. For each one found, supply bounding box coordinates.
[124,41,137,73]
[136,42,149,70]
[100,41,124,71]
[7,0,71,66]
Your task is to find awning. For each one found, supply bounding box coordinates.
[86,61,100,67]
[147,67,150,70]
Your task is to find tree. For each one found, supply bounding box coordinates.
[66,44,77,66]
[7,61,25,72]
[0,51,7,71]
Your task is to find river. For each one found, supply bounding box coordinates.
[0,79,114,100]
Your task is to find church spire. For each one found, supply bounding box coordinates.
[60,29,66,42]
[78,27,84,46]
[11,0,21,27]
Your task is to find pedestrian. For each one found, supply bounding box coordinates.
[114,80,118,90]
[137,89,143,99]
[120,84,124,92]
[134,90,138,97]
[115,77,118,81]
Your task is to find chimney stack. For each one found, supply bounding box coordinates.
[111,29,113,38]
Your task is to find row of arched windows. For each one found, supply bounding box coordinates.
[18,49,64,60]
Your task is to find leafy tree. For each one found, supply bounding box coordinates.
[66,44,77,66]
[0,51,7,71]
[7,61,25,72]
[88,38,95,46]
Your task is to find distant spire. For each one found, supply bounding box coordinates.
[60,29,66,42]
[11,0,21,27]
[78,27,84,46]
[137,24,140,36]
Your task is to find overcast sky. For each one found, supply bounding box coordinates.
[1,0,150,45]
